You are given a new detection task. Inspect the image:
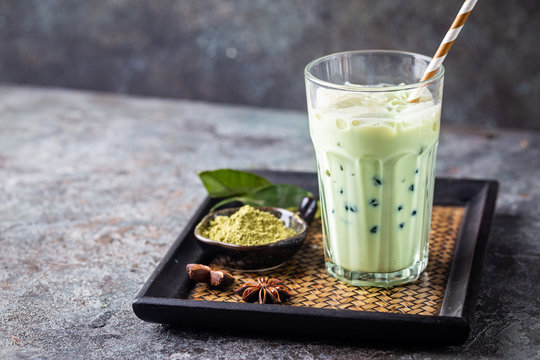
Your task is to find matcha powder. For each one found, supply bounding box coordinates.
[201,205,297,246]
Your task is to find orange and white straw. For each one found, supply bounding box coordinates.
[408,0,478,102]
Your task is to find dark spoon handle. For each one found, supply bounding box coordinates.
[298,196,318,225]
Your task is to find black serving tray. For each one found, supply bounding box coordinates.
[133,171,498,345]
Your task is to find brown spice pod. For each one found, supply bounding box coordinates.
[186,263,211,283]
[209,270,235,289]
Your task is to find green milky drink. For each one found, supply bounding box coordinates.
[305,50,444,287]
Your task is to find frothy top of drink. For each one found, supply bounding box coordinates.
[313,86,439,130]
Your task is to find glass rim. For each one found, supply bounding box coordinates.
[304,49,445,92]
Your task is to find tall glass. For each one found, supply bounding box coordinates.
[304,50,444,287]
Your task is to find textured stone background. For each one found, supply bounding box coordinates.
[0,0,538,129]
[1,86,539,359]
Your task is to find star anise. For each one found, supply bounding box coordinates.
[234,277,293,304]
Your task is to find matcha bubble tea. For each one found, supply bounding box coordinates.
[304,50,444,287]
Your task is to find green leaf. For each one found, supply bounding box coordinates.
[236,184,313,209]
[209,197,243,212]
[198,169,271,198]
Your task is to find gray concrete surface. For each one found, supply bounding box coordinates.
[0,86,539,359]
[0,1,539,129]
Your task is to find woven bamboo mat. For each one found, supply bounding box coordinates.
[189,205,464,316]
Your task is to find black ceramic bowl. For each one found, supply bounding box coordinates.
[194,206,309,271]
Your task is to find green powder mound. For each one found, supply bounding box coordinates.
[201,205,297,246]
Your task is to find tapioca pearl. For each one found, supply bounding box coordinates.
[331,209,335,214]
[411,210,417,216]
[337,142,342,147]
[369,199,379,207]
[351,173,356,176]
[325,169,331,177]
[370,226,378,234]
[415,168,419,174]
[399,222,405,229]
[339,188,344,195]
[409,184,415,192]
[340,164,344,171]
[336,118,347,129]
[345,203,358,212]
[397,205,403,212]
[373,176,383,186]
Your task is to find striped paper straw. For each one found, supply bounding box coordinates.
[408,0,479,102]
